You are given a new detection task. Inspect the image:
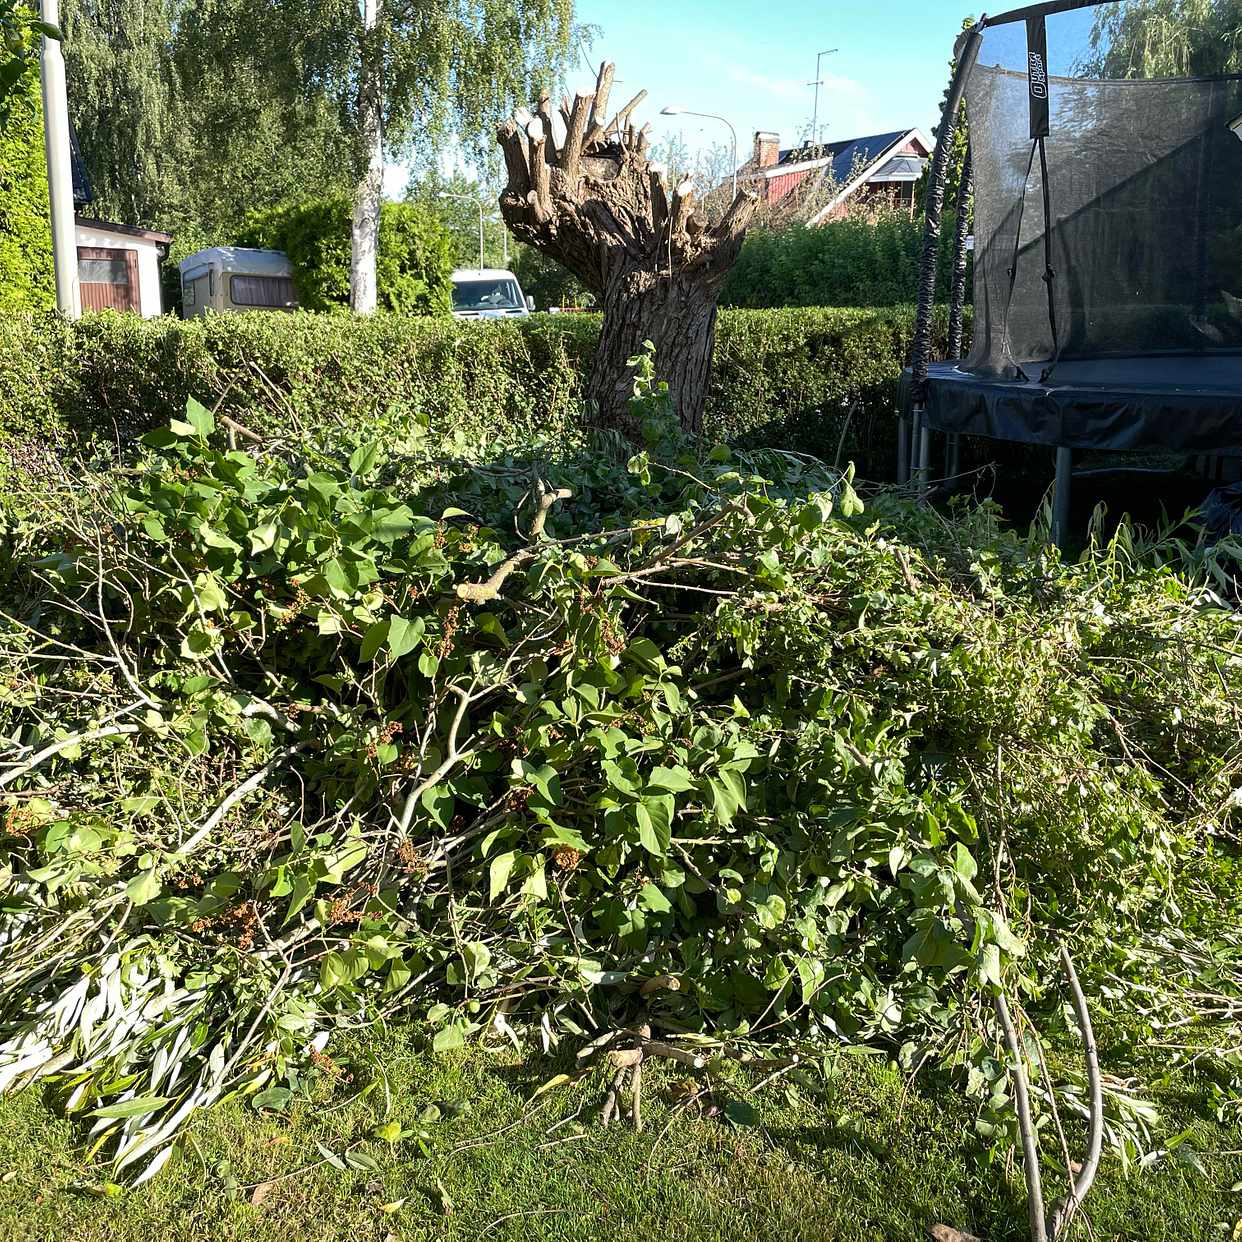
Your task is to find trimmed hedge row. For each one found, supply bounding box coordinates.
[0,306,951,477]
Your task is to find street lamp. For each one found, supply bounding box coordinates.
[437,192,485,269]
[660,106,738,201]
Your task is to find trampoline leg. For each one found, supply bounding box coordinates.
[897,414,910,484]
[917,421,931,501]
[1052,446,1073,549]
[946,433,961,481]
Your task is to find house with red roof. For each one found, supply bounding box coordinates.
[743,127,932,222]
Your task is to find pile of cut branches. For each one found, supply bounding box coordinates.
[1,395,1239,1182]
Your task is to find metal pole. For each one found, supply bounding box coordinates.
[502,222,508,267]
[476,201,484,269]
[39,0,80,318]
[1052,446,1073,548]
[917,416,931,501]
[808,48,838,147]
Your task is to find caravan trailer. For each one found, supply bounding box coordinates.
[179,247,298,318]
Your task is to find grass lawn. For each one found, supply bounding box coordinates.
[0,1027,1238,1242]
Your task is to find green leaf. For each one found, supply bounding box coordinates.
[252,1086,293,1112]
[953,842,978,884]
[348,441,381,477]
[638,883,672,913]
[488,850,516,901]
[185,397,215,438]
[647,765,696,793]
[315,1142,347,1171]
[320,951,347,990]
[724,1099,758,1127]
[90,1096,172,1119]
[433,1024,465,1054]
[462,941,491,983]
[386,615,424,659]
[360,619,389,662]
[125,870,162,906]
[635,796,672,856]
[521,859,548,901]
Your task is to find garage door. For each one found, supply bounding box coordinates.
[78,247,139,312]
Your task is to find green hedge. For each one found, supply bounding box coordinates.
[0,305,950,478]
[721,213,966,310]
[0,80,54,313]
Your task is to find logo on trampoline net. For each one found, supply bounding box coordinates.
[1028,52,1048,98]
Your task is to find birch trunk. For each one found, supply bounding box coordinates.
[350,0,383,315]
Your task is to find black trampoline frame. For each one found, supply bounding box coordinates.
[903,0,1242,544]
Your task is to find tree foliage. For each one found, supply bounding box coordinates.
[239,194,455,315]
[1084,0,1242,76]
[0,75,54,311]
[0,0,57,125]
[59,0,355,237]
[404,167,510,270]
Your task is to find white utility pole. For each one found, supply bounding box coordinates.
[39,0,80,318]
[808,47,839,147]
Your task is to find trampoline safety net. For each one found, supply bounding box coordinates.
[967,4,1242,379]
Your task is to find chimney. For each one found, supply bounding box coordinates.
[753,131,780,169]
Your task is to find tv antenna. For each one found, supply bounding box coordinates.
[808,48,839,146]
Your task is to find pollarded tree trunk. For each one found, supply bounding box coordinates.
[496,62,757,436]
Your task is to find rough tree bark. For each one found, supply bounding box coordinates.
[496,62,758,435]
[349,0,384,315]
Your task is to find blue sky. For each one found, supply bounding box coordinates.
[387,1,974,194]
[571,1,972,158]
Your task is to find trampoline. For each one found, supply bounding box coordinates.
[903,0,1242,540]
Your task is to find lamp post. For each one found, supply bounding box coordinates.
[438,192,485,269]
[39,0,80,317]
[808,47,839,147]
[659,106,738,201]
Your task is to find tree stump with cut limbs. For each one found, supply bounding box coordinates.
[496,62,758,437]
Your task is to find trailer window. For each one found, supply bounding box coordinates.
[229,275,296,308]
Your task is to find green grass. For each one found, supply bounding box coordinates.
[0,1029,1237,1242]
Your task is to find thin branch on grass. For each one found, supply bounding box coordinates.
[995,987,1049,1242]
[1048,943,1103,1238]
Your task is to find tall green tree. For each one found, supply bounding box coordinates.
[59,0,354,242]
[1084,0,1242,76]
[404,166,509,269]
[272,0,575,313]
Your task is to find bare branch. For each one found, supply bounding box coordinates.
[1049,944,1103,1238]
[561,91,593,181]
[995,989,1050,1242]
[605,89,647,139]
[585,61,615,147]
[0,724,141,789]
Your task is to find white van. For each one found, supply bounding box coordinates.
[449,268,535,320]
[179,247,298,318]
